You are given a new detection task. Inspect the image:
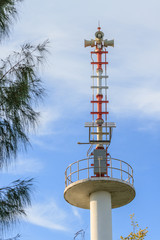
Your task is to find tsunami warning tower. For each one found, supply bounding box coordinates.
[64,27,136,240]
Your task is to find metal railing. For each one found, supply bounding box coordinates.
[65,157,134,188]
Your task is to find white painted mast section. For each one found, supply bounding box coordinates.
[96,69,103,95]
[90,191,112,240]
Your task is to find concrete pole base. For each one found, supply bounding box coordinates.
[90,191,112,240]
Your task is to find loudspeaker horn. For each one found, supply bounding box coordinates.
[104,39,114,47]
[84,39,95,48]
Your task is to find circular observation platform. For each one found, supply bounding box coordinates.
[64,157,135,209]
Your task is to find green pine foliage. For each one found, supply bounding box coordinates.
[0,0,49,237]
[0,0,23,39]
[0,179,33,232]
[0,40,49,167]
[0,234,20,240]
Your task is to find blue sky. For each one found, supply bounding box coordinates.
[0,0,160,239]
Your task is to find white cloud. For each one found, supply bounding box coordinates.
[30,138,55,150]
[37,107,61,136]
[110,86,160,119]
[72,207,82,221]
[2,157,43,175]
[25,200,81,232]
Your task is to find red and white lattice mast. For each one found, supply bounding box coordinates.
[64,27,136,240]
[84,26,115,173]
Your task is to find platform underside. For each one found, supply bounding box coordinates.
[64,178,135,209]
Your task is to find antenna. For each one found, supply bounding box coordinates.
[98,20,101,30]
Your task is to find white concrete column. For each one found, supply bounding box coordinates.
[90,191,112,240]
